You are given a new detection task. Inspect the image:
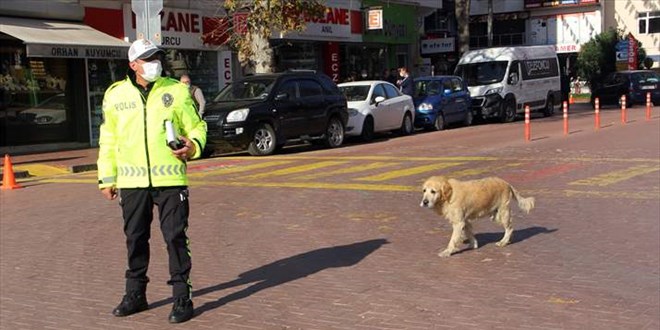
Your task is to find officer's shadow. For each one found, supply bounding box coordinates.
[149,238,389,315]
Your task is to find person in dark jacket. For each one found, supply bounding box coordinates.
[397,67,414,96]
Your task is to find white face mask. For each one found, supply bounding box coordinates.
[139,60,162,82]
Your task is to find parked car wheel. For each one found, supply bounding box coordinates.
[399,113,414,135]
[361,116,375,142]
[429,113,445,131]
[501,99,516,123]
[324,117,344,148]
[543,96,555,117]
[247,123,277,156]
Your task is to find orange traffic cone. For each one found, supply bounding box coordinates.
[569,93,575,105]
[1,154,22,190]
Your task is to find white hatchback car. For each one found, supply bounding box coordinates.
[338,80,414,141]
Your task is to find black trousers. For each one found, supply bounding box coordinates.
[119,186,192,299]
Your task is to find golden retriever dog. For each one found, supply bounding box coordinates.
[420,176,535,257]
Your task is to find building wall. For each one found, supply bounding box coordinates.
[605,0,660,68]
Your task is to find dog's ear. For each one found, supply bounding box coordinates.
[441,181,453,202]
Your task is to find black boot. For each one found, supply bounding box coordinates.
[168,297,194,323]
[112,292,148,317]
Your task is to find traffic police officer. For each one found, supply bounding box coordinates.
[97,39,207,323]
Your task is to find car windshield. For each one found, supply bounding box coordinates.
[631,72,659,84]
[455,61,508,86]
[414,80,443,97]
[339,85,371,101]
[214,78,276,102]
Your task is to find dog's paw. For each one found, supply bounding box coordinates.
[438,249,453,257]
[495,240,509,247]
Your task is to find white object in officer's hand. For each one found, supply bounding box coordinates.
[165,120,184,150]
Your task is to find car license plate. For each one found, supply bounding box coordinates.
[640,85,656,90]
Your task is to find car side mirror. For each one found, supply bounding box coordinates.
[443,89,452,95]
[275,92,289,101]
[508,72,519,85]
[373,96,386,104]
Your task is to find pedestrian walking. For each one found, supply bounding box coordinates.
[97,38,207,324]
[397,66,414,96]
[180,74,206,117]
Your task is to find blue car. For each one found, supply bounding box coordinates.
[413,76,472,131]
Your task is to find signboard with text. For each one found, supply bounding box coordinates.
[367,9,383,30]
[27,45,128,59]
[421,38,454,54]
[123,4,206,49]
[280,3,362,42]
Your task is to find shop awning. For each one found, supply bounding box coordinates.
[0,16,129,59]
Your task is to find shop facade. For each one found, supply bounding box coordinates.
[271,0,420,84]
[0,16,129,149]
[84,3,232,144]
[525,0,602,77]
[1,1,230,152]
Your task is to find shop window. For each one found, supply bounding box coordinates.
[638,11,660,34]
[1,43,81,146]
[88,59,129,146]
[340,44,388,83]
[164,49,220,99]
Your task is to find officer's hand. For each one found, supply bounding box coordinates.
[172,136,195,160]
[101,187,117,200]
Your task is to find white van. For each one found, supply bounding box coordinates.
[454,46,561,122]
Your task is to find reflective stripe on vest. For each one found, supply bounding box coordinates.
[150,164,187,176]
[118,166,148,177]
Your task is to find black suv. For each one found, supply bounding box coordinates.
[203,71,348,156]
[590,70,659,108]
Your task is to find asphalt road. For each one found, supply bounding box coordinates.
[1,103,659,329]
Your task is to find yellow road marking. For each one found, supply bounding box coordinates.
[569,165,659,186]
[444,163,522,178]
[187,160,294,178]
[191,180,416,191]
[37,177,660,200]
[295,162,400,180]
[237,161,348,180]
[354,162,464,181]
[564,189,659,199]
[218,155,659,163]
[220,155,498,161]
[42,178,97,184]
[14,164,69,177]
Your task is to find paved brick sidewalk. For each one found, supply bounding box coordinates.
[1,102,658,329]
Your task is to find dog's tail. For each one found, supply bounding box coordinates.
[510,185,535,214]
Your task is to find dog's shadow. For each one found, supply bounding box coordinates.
[148,238,388,315]
[454,226,557,255]
[478,225,557,245]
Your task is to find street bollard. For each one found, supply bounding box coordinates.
[524,105,530,142]
[647,92,652,121]
[621,95,627,124]
[563,101,568,136]
[595,97,600,130]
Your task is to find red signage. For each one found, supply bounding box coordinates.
[323,42,340,83]
[627,33,638,70]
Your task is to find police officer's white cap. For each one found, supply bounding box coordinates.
[128,39,163,62]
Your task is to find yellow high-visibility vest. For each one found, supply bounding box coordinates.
[97,76,207,189]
